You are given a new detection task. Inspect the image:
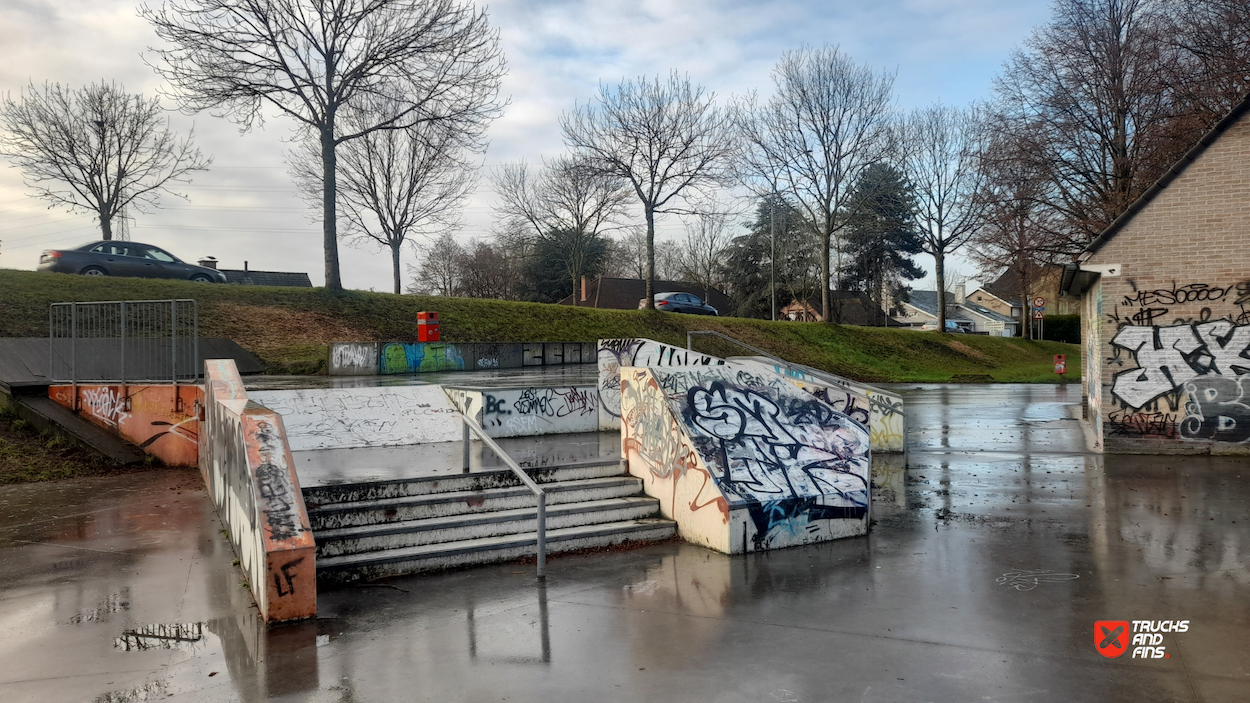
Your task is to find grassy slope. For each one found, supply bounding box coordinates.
[0,268,1079,383]
[0,405,154,484]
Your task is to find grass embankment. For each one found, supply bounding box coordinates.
[0,404,150,484]
[0,268,1079,383]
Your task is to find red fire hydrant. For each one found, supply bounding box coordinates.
[417,311,440,342]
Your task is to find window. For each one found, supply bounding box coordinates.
[90,243,129,256]
[143,247,176,262]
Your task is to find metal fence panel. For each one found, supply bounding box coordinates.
[49,299,199,384]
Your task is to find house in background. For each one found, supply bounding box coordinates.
[891,284,1020,336]
[558,276,734,313]
[966,287,1024,325]
[780,291,897,326]
[198,258,312,287]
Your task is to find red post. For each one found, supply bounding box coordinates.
[1054,354,1067,375]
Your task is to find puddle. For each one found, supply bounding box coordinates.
[65,589,131,625]
[113,622,205,653]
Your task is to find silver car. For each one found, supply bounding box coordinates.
[37,241,227,283]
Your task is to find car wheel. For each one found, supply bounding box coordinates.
[190,274,213,283]
[81,266,107,277]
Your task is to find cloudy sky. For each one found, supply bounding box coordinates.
[0,0,1052,290]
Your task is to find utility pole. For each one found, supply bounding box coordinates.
[770,202,777,321]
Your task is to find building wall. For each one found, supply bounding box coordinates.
[1085,116,1250,454]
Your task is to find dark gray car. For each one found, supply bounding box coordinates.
[639,291,719,315]
[37,241,227,283]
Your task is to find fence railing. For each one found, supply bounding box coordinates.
[461,414,547,579]
[49,299,199,384]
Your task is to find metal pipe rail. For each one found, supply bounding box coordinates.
[686,329,785,365]
[460,414,547,579]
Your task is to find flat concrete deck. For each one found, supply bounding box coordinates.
[242,363,600,391]
[1,384,1247,702]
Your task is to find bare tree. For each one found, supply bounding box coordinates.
[291,106,478,294]
[142,0,505,290]
[1166,0,1250,120]
[561,72,737,308]
[677,211,732,300]
[0,81,209,240]
[738,45,895,323]
[408,232,463,295]
[991,0,1184,249]
[903,104,989,334]
[492,156,630,302]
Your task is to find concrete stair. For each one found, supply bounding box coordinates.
[306,460,675,584]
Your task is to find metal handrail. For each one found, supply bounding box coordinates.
[687,329,786,365]
[460,414,547,579]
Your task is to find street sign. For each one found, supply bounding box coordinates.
[1033,296,1046,308]
[1033,309,1044,319]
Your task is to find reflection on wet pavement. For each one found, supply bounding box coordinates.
[0,383,1247,702]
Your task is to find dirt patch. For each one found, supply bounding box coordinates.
[946,340,994,363]
[0,411,150,484]
[203,302,379,358]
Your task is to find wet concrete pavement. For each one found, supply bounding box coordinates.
[1,384,1247,702]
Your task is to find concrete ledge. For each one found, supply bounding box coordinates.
[201,359,316,623]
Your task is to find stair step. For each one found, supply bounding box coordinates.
[316,518,677,584]
[307,476,644,530]
[301,459,623,508]
[314,496,662,557]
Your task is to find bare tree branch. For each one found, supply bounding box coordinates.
[142,0,505,289]
[0,81,210,241]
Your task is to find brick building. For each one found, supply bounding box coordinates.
[1060,96,1250,455]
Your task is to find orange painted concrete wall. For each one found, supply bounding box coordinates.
[49,384,203,466]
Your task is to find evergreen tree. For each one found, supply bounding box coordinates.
[520,228,609,303]
[841,164,925,318]
[721,194,819,318]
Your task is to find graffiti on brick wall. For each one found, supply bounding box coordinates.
[598,339,724,424]
[679,379,871,550]
[1105,280,1250,444]
[379,342,466,374]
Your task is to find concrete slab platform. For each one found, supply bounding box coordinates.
[243,363,600,391]
[2,383,1248,702]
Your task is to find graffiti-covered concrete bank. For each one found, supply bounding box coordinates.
[1062,94,1250,455]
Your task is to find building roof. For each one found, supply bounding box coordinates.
[902,291,1018,325]
[782,292,901,326]
[557,277,734,312]
[220,269,313,287]
[1083,91,1250,257]
[969,287,1021,309]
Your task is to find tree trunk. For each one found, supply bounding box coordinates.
[820,229,831,322]
[391,241,402,295]
[934,251,946,334]
[1020,263,1031,340]
[322,127,342,290]
[644,206,656,309]
[100,213,113,241]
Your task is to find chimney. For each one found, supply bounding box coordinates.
[197,256,218,270]
[954,283,966,304]
[580,276,588,302]
[244,260,249,272]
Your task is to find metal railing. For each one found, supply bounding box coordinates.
[49,299,199,384]
[461,414,547,579]
[687,329,784,364]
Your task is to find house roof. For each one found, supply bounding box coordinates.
[969,287,1021,309]
[556,277,734,312]
[1083,91,1250,257]
[220,269,313,287]
[902,291,1017,325]
[782,292,901,326]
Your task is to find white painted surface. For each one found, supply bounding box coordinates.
[249,386,461,451]
[597,338,725,430]
[443,385,600,438]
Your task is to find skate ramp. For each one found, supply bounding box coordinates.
[620,364,870,554]
[247,386,461,451]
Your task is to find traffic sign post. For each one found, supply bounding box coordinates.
[1033,296,1046,308]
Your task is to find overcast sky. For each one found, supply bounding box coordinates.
[0,0,1052,291]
